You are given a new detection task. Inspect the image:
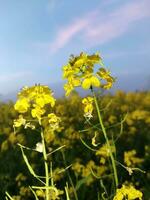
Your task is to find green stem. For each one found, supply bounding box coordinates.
[41,130,49,200]
[61,150,79,200]
[50,162,54,186]
[92,90,118,188]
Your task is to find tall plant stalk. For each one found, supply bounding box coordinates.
[41,129,50,200]
[92,89,118,189]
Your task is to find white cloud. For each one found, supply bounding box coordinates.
[48,0,150,53]
[85,0,150,46]
[49,11,98,53]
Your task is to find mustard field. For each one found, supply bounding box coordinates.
[1,53,150,200]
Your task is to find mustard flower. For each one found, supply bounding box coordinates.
[82,74,100,90]
[31,106,45,121]
[14,85,56,120]
[14,85,55,113]
[82,96,94,118]
[62,52,115,96]
[14,115,35,130]
[113,184,143,200]
[13,115,26,127]
[48,113,61,130]
[124,150,144,167]
[14,98,30,113]
[96,142,116,164]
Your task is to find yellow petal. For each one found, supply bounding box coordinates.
[82,78,91,90]
[91,76,100,87]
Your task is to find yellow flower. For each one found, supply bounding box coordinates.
[13,115,26,127]
[35,94,55,108]
[82,75,100,90]
[64,83,74,96]
[31,106,45,120]
[97,67,110,79]
[14,98,29,113]
[62,52,114,96]
[102,76,115,90]
[82,97,94,118]
[74,53,88,68]
[16,85,55,110]
[97,68,115,90]
[124,150,144,167]
[113,184,143,200]
[14,85,57,125]
[82,96,93,104]
[68,76,81,87]
[48,113,61,129]
[96,142,116,164]
[63,64,74,78]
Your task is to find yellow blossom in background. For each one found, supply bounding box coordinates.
[124,150,144,167]
[62,52,115,96]
[113,184,143,200]
[48,113,61,130]
[36,190,45,198]
[72,161,84,174]
[96,142,116,164]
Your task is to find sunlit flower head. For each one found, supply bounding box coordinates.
[14,85,55,114]
[113,184,143,200]
[62,52,115,96]
[14,85,59,126]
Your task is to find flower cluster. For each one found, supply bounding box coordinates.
[72,160,107,186]
[96,142,116,164]
[62,52,115,96]
[14,85,60,129]
[124,150,144,167]
[113,184,143,200]
[82,96,94,118]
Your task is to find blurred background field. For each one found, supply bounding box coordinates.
[0,91,150,199]
[0,0,150,100]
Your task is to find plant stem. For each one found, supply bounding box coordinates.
[92,90,118,188]
[61,150,79,200]
[41,129,49,200]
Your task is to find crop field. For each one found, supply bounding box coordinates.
[0,53,149,200]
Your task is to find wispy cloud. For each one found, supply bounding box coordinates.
[49,11,97,53]
[49,0,150,53]
[85,0,150,45]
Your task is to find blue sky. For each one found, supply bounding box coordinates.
[0,0,150,95]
